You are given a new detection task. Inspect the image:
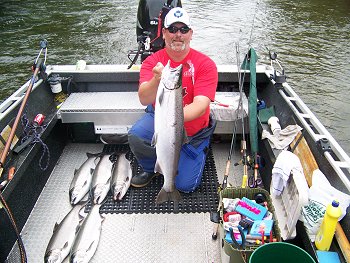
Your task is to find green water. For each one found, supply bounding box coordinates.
[0,0,349,154]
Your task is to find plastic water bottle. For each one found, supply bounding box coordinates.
[315,200,342,251]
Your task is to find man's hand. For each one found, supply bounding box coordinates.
[138,62,164,106]
[152,62,164,81]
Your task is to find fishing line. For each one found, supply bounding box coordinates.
[247,0,260,50]
[236,43,250,188]
[224,0,260,187]
[0,193,27,263]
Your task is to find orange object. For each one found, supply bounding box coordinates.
[8,167,15,180]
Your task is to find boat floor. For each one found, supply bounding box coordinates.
[6,142,245,263]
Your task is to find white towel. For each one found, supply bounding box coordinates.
[271,150,304,196]
[262,124,302,150]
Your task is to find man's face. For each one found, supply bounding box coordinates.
[163,22,193,53]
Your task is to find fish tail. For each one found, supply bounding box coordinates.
[155,188,182,204]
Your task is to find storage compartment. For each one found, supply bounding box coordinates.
[219,187,282,263]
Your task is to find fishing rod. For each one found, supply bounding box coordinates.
[212,58,243,239]
[221,42,251,190]
[0,39,47,173]
[235,43,249,188]
[238,0,262,189]
[211,43,250,240]
[0,39,47,263]
[221,123,238,190]
[212,0,261,240]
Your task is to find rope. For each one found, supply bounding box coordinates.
[20,112,50,171]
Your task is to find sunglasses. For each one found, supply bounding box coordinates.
[167,25,191,34]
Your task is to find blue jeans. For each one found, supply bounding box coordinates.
[128,105,216,193]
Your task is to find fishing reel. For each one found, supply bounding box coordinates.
[234,154,263,188]
[234,155,255,170]
[31,39,48,82]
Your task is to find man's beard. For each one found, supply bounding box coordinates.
[169,40,186,51]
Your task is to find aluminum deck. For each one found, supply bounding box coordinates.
[6,142,244,263]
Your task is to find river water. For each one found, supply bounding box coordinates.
[0,0,349,154]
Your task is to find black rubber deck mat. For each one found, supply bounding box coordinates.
[89,144,219,214]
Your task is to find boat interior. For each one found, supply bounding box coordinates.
[1,62,349,262]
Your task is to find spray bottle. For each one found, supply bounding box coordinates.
[315,200,342,251]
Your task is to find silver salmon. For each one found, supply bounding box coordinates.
[90,154,113,204]
[69,153,100,205]
[44,203,87,263]
[110,153,132,201]
[69,204,103,263]
[152,61,187,204]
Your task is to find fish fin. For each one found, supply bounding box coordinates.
[110,182,116,191]
[93,156,101,166]
[78,203,88,220]
[53,222,59,232]
[158,85,165,105]
[87,152,103,158]
[63,241,69,249]
[75,224,81,235]
[80,193,89,203]
[154,161,163,175]
[95,195,102,205]
[86,152,94,158]
[151,133,157,147]
[100,212,106,222]
[155,188,182,204]
[87,240,96,253]
[89,186,95,199]
[107,153,115,164]
[111,162,117,173]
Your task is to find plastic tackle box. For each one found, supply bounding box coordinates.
[270,168,309,240]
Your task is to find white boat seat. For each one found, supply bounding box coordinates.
[58,91,248,134]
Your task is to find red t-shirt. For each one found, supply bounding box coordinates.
[139,48,218,136]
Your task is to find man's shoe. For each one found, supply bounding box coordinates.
[131,171,157,188]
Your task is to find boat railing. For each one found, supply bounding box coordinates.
[266,69,350,192]
[0,79,43,122]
